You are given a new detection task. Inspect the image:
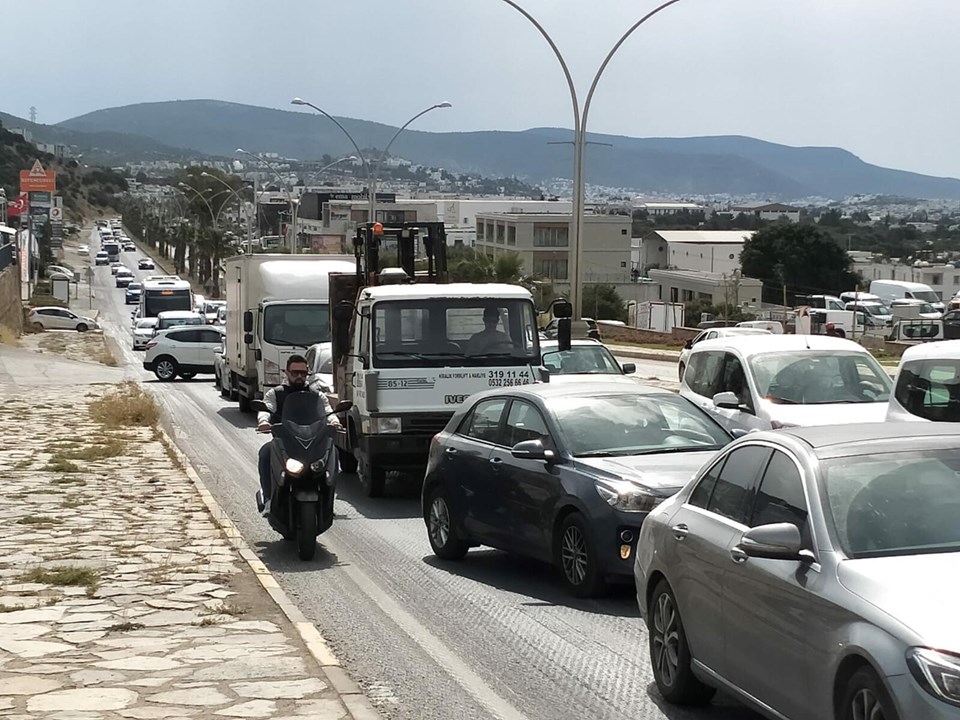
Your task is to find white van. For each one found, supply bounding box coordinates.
[887,340,960,421]
[869,280,944,313]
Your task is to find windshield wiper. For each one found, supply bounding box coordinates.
[765,395,800,405]
[633,445,723,455]
[377,351,432,361]
[575,450,634,458]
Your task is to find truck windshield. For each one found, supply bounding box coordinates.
[373,298,539,368]
[263,303,330,347]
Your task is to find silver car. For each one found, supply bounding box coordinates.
[634,423,960,720]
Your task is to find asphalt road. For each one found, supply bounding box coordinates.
[85,227,761,720]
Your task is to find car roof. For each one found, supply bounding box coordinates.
[157,310,203,318]
[701,327,770,336]
[473,381,672,403]
[899,339,960,362]
[31,306,71,312]
[691,333,867,356]
[740,423,960,460]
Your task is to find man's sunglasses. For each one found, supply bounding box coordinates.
[288,369,308,377]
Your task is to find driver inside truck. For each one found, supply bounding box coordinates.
[467,306,513,355]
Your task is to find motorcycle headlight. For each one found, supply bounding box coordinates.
[284,458,305,477]
[367,416,401,434]
[908,647,960,707]
[594,479,663,513]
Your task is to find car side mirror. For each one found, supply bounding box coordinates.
[739,523,804,561]
[684,339,693,349]
[713,391,741,410]
[511,439,559,464]
[333,400,352,414]
[730,428,751,439]
[250,399,268,412]
[621,363,636,374]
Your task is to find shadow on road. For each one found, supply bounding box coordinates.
[644,682,762,720]
[334,472,423,520]
[254,538,345,574]
[216,405,255,430]
[423,550,640,617]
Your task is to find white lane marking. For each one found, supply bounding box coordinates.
[320,532,531,720]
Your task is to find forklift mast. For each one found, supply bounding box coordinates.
[353,221,448,286]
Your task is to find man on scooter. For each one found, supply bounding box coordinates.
[256,354,340,515]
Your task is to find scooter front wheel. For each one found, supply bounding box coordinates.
[297,501,318,561]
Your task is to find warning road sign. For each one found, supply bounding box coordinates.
[20,160,56,193]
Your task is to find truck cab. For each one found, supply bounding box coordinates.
[329,221,541,497]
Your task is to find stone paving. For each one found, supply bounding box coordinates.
[0,384,353,719]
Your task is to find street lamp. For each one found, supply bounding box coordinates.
[202,171,254,255]
[500,0,681,319]
[290,97,451,225]
[236,148,297,252]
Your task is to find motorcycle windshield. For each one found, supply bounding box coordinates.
[278,392,332,464]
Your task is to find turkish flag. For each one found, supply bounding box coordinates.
[6,193,27,217]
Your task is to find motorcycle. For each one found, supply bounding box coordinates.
[252,394,352,560]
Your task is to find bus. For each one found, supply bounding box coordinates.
[139,277,193,318]
[102,239,120,262]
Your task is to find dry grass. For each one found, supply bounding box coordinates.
[96,337,118,367]
[202,601,246,617]
[0,603,26,613]
[106,621,145,633]
[43,457,82,473]
[58,437,128,462]
[0,325,20,346]
[89,383,159,428]
[17,516,62,526]
[157,432,185,471]
[21,566,99,594]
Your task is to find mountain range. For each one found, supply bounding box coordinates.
[5,99,960,200]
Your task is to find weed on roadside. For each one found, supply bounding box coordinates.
[157,433,185,471]
[106,621,144,633]
[89,383,159,428]
[44,457,82,473]
[0,325,20,346]
[202,601,246,617]
[60,497,83,509]
[17,516,62,526]
[51,477,86,486]
[21,566,100,597]
[58,438,128,462]
[194,616,221,627]
[0,603,26,613]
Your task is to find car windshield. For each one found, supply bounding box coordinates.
[542,345,621,374]
[128,283,141,290]
[749,350,891,405]
[893,359,960,421]
[548,393,729,457]
[822,449,960,558]
[136,319,157,330]
[913,290,941,303]
[262,303,329,347]
[160,316,202,328]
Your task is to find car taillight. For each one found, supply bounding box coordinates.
[145,340,158,349]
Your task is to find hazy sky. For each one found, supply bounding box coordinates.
[8,0,960,178]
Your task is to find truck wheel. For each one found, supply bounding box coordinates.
[238,391,251,413]
[338,448,358,473]
[359,455,386,498]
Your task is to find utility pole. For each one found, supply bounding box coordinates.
[29,106,37,123]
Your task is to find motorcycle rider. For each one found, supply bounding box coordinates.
[256,354,340,516]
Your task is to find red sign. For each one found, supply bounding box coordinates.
[6,193,28,217]
[20,160,56,193]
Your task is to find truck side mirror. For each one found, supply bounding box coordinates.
[552,300,572,319]
[243,311,253,333]
[244,333,253,345]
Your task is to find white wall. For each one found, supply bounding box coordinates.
[668,243,743,274]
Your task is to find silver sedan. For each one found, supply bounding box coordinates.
[634,423,960,720]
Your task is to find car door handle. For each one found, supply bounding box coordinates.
[671,524,689,541]
[444,447,457,455]
[730,546,748,563]
[489,457,503,472]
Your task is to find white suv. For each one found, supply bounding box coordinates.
[143,327,224,381]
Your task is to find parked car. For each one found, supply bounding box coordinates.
[143,326,224,381]
[95,252,109,266]
[27,307,99,332]
[635,422,960,720]
[46,264,74,278]
[132,318,158,351]
[539,339,636,381]
[138,258,155,270]
[125,282,142,305]
[887,340,960,422]
[679,334,891,433]
[115,268,134,288]
[77,244,89,254]
[305,342,334,394]
[155,310,205,334]
[678,327,771,381]
[422,383,733,596]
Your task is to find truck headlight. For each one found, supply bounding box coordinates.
[594,479,663,513]
[908,647,960,707]
[263,359,281,385]
[284,458,305,477]
[367,416,401,434]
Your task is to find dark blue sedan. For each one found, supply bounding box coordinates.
[125,282,142,305]
[422,383,733,596]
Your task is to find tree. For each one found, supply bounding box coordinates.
[582,284,627,322]
[740,223,860,305]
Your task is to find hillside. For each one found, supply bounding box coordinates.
[51,99,960,200]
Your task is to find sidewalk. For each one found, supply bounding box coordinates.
[0,372,376,719]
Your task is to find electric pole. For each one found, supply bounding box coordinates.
[29,106,37,123]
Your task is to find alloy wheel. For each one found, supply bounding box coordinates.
[851,688,885,720]
[429,497,451,549]
[156,360,176,380]
[652,591,680,688]
[560,525,588,585]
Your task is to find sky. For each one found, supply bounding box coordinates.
[6,0,960,178]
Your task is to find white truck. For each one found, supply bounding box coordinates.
[224,254,356,412]
[329,222,542,497]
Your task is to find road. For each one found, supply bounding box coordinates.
[85,226,760,720]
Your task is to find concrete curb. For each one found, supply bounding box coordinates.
[609,346,682,362]
[155,423,380,720]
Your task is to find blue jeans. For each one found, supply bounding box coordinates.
[258,442,272,500]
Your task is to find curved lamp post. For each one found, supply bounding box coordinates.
[201,171,255,255]
[500,0,682,318]
[291,97,451,224]
[235,148,298,251]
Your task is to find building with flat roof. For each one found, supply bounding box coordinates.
[635,229,753,275]
[730,202,801,223]
[647,268,762,307]
[440,198,572,247]
[634,200,705,216]
[475,212,632,288]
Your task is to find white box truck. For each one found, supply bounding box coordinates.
[224,254,356,412]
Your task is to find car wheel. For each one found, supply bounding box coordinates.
[32,321,44,331]
[338,448,358,473]
[648,579,716,705]
[154,357,179,382]
[76,323,89,333]
[678,362,686,381]
[840,667,899,720]
[555,513,605,597]
[358,454,386,498]
[425,486,468,560]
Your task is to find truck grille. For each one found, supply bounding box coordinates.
[403,413,454,435]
